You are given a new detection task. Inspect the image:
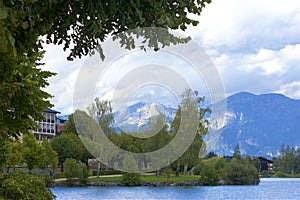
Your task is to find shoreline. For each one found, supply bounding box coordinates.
[50,177,300,188]
[51,179,248,187]
[52,181,203,187]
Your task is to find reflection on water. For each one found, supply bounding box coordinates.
[51,178,300,200]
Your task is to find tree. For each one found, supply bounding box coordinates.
[62,114,78,134]
[7,141,22,171]
[171,89,211,176]
[50,133,92,167]
[0,135,11,171]
[63,158,81,182]
[1,171,53,199]
[1,0,211,141]
[221,158,260,185]
[233,144,241,160]
[146,114,172,176]
[274,144,299,174]
[0,50,55,139]
[88,98,115,136]
[205,156,226,174]
[21,134,46,172]
[40,139,59,171]
[199,163,220,186]
[1,0,212,60]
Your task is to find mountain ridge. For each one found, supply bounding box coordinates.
[113,92,300,158]
[206,91,300,158]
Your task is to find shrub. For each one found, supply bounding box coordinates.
[64,158,90,185]
[122,173,141,186]
[274,171,288,178]
[163,166,173,178]
[40,174,55,187]
[193,165,203,175]
[54,172,66,179]
[79,165,89,184]
[222,162,260,185]
[64,158,81,182]
[92,169,123,176]
[260,170,270,178]
[1,171,53,200]
[199,165,220,186]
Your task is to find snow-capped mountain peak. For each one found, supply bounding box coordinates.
[114,102,177,132]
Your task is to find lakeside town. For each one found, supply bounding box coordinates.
[1,102,299,199]
[1,0,300,199]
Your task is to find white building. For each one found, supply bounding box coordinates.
[33,108,60,141]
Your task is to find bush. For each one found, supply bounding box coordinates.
[64,158,81,182]
[0,173,5,187]
[222,161,260,185]
[163,166,173,178]
[260,170,270,178]
[64,158,90,185]
[193,165,203,175]
[199,165,220,186]
[1,171,53,200]
[122,173,141,186]
[79,165,89,184]
[274,171,288,178]
[40,174,55,187]
[92,169,123,176]
[54,172,66,179]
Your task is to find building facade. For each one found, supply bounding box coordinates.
[33,108,60,142]
[56,115,68,135]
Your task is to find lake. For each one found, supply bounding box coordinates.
[51,178,300,200]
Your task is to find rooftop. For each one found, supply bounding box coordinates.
[44,108,61,114]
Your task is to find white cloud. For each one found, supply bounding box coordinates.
[42,44,86,114]
[187,0,300,52]
[41,0,300,114]
[276,82,300,99]
[244,49,287,75]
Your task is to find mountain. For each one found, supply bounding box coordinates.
[110,92,300,158]
[205,92,300,158]
[114,102,177,132]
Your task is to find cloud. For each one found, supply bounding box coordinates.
[276,82,300,99]
[42,43,85,114]
[41,0,300,114]
[245,49,287,75]
[188,0,300,52]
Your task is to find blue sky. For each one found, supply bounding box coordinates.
[42,0,300,114]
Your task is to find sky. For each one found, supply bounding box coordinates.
[42,0,300,115]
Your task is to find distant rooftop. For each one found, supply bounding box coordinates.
[44,108,61,114]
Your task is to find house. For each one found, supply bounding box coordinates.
[253,156,273,171]
[33,108,60,142]
[56,115,68,135]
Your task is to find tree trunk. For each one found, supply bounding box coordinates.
[156,168,161,177]
[176,163,180,177]
[183,164,188,175]
[188,166,195,175]
[97,160,101,177]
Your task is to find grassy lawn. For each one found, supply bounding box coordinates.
[89,176,123,182]
[88,174,200,183]
[141,175,200,183]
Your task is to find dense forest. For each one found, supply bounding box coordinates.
[273,144,300,175]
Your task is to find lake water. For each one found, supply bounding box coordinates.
[51,178,300,200]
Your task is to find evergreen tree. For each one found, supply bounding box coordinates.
[233,144,241,160]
